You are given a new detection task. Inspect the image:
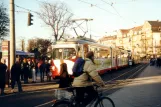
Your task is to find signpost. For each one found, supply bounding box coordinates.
[2,41,10,68]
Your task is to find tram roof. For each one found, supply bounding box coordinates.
[55,37,112,48]
[56,37,96,44]
[55,37,128,52]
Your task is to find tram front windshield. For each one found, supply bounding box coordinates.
[53,48,76,59]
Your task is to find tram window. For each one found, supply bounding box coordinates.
[53,48,63,59]
[97,49,109,58]
[53,48,76,59]
[64,48,76,59]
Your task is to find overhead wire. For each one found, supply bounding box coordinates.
[77,0,118,16]
[14,4,40,14]
[77,0,137,28]
[14,1,103,38]
[100,0,122,17]
[99,0,137,24]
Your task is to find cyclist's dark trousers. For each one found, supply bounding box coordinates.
[75,86,97,106]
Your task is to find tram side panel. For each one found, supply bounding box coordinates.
[111,48,118,70]
[93,47,112,74]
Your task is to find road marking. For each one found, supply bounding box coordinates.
[34,101,53,107]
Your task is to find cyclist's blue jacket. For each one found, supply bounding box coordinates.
[72,58,105,87]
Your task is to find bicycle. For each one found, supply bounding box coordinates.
[52,85,115,107]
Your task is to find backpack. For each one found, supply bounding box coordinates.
[72,57,85,77]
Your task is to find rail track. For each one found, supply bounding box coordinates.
[101,63,149,94]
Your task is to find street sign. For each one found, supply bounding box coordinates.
[2,41,10,68]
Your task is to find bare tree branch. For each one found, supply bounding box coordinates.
[0,2,9,40]
[38,2,73,41]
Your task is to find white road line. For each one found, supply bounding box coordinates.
[34,101,53,107]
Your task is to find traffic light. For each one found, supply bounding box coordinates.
[28,12,33,26]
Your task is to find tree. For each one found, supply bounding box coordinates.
[27,38,52,58]
[0,3,9,40]
[38,2,73,41]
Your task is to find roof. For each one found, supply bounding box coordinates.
[16,51,34,56]
[98,36,116,41]
[131,26,143,31]
[120,29,130,34]
[148,20,161,27]
[148,21,161,32]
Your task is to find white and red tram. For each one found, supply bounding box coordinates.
[50,38,129,78]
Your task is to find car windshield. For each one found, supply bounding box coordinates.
[53,48,76,59]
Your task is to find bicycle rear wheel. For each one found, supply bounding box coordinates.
[52,100,70,107]
[94,97,115,107]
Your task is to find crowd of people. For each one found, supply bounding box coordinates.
[150,57,161,67]
[0,57,53,95]
[0,51,106,107]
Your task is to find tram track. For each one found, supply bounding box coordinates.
[32,64,149,107]
[102,63,149,93]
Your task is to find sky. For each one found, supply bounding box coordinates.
[1,0,161,49]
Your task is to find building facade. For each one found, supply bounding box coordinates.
[99,20,161,59]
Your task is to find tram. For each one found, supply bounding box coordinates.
[50,37,129,79]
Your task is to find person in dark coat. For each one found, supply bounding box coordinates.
[0,59,7,95]
[23,58,29,84]
[40,60,45,82]
[11,58,23,93]
[46,60,51,82]
[59,60,71,88]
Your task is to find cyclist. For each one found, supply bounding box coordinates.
[72,51,105,107]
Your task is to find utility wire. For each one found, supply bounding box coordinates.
[78,0,136,24]
[100,0,122,17]
[99,0,137,24]
[77,0,118,16]
[15,10,29,13]
[14,2,113,37]
[15,4,40,14]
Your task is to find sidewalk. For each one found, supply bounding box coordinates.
[108,65,161,107]
[4,73,59,94]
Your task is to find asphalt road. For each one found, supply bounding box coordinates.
[0,89,55,107]
[0,64,147,107]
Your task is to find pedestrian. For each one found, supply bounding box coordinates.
[31,59,36,83]
[28,59,32,79]
[0,58,7,95]
[72,51,105,107]
[4,59,10,88]
[39,60,45,82]
[10,58,23,93]
[23,58,29,84]
[59,59,71,88]
[20,58,24,81]
[35,59,39,80]
[46,60,51,82]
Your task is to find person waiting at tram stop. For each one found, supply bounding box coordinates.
[0,58,7,95]
[59,59,71,88]
[46,60,52,82]
[72,51,105,107]
[23,58,29,84]
[11,58,23,93]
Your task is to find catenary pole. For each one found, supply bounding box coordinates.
[10,0,16,69]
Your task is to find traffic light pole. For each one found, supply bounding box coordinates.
[10,0,16,69]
